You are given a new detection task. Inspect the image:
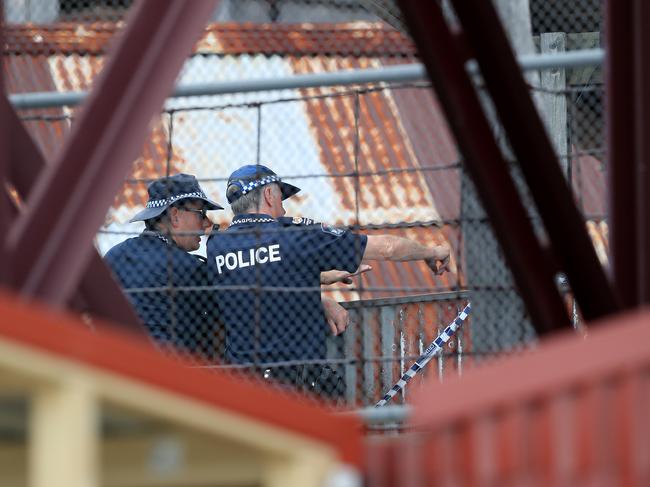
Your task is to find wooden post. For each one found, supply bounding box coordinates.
[540,32,569,177]
[29,378,98,487]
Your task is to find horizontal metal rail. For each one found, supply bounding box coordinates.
[340,405,412,424]
[341,290,470,309]
[9,48,604,110]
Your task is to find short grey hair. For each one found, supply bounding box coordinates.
[230,183,279,215]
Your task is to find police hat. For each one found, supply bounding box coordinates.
[226,164,301,204]
[130,173,223,223]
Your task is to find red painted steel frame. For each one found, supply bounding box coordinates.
[448,0,620,322]
[398,1,571,334]
[606,0,636,308]
[405,308,650,485]
[633,0,650,304]
[0,3,7,281]
[6,0,219,303]
[0,94,143,332]
[0,291,363,466]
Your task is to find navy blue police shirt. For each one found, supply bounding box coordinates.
[105,233,218,357]
[206,214,367,364]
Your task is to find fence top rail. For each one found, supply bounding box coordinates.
[9,49,603,110]
[341,290,469,309]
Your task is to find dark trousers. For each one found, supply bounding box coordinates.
[260,365,345,400]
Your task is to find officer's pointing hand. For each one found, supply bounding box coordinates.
[425,244,451,275]
[426,255,450,275]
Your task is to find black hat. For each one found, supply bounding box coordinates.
[226,164,301,204]
[130,173,223,223]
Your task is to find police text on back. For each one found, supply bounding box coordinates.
[214,244,282,274]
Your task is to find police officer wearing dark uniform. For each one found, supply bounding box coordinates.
[207,164,451,398]
[105,174,223,358]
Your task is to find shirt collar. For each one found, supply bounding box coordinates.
[141,230,172,246]
[229,213,276,227]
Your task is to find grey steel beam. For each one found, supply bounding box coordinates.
[9,49,605,110]
[7,0,219,304]
[339,405,412,424]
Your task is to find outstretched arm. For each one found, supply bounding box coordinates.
[362,235,450,275]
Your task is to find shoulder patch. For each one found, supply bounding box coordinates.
[320,223,345,236]
[295,217,315,225]
[279,216,316,226]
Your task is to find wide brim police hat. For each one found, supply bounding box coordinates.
[130,173,223,223]
[226,164,301,204]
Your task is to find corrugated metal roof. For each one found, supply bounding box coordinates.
[586,219,608,266]
[4,55,68,158]
[4,52,186,224]
[571,150,606,217]
[292,56,442,225]
[4,22,415,56]
[4,22,607,300]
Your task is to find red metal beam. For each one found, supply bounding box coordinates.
[0,94,143,333]
[0,290,364,466]
[407,308,650,484]
[398,1,571,334]
[6,0,218,303]
[0,96,144,333]
[633,0,650,304]
[0,4,8,283]
[606,0,637,308]
[5,197,143,333]
[448,0,620,322]
[77,253,146,332]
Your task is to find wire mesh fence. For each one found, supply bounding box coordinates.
[4,0,603,38]
[4,0,606,410]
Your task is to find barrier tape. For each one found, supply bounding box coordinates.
[375,303,472,408]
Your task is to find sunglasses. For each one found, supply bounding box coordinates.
[182,208,210,220]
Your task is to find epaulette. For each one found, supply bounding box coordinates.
[278,216,318,226]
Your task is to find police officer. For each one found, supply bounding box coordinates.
[105,174,223,358]
[206,164,450,397]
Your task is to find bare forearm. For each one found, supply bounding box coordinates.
[364,235,449,262]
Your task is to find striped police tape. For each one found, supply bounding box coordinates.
[375,302,472,408]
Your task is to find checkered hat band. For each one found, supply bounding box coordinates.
[146,191,207,209]
[239,175,280,195]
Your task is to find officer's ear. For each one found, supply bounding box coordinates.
[262,184,275,206]
[168,207,181,227]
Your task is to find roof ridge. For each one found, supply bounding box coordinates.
[5,21,416,57]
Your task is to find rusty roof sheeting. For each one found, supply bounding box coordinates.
[293,56,443,226]
[571,150,606,218]
[4,22,416,57]
[4,53,186,221]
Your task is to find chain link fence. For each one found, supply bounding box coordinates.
[4,0,606,410]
